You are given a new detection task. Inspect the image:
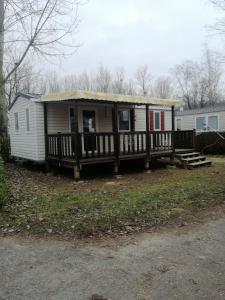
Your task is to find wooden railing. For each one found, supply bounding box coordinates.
[174,130,195,149]
[81,132,115,158]
[47,133,76,159]
[46,130,195,161]
[119,131,146,155]
[149,131,173,152]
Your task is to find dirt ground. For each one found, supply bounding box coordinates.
[1,216,225,300]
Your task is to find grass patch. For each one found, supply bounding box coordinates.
[1,159,225,237]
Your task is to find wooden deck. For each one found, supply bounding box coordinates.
[46,130,195,171]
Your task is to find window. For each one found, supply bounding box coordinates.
[118,110,130,131]
[14,112,19,131]
[176,118,182,130]
[196,116,206,131]
[26,108,30,131]
[196,115,219,131]
[208,115,218,130]
[154,112,160,130]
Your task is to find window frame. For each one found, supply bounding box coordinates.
[176,118,182,130]
[208,115,219,131]
[118,109,131,132]
[14,112,19,131]
[154,111,161,131]
[25,108,30,132]
[196,116,206,132]
[195,114,219,132]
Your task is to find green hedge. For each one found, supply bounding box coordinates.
[196,132,225,154]
[0,156,8,208]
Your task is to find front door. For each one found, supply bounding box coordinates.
[83,110,96,152]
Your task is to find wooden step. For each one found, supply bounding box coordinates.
[187,160,212,168]
[176,152,200,158]
[181,156,206,162]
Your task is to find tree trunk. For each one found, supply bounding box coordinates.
[0,0,7,137]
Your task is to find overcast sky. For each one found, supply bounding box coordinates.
[53,0,224,78]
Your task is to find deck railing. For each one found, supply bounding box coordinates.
[81,132,115,158]
[119,131,147,155]
[149,131,173,152]
[47,130,195,161]
[174,130,195,149]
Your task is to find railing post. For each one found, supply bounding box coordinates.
[145,104,150,169]
[57,132,62,165]
[171,105,175,158]
[43,103,48,158]
[113,103,119,174]
[74,101,80,180]
[192,129,196,150]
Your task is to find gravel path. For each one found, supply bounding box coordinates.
[1,218,225,300]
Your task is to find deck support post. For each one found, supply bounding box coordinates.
[74,165,80,180]
[113,103,120,174]
[171,105,175,161]
[145,104,150,169]
[113,163,119,174]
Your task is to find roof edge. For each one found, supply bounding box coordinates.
[8,92,41,111]
[41,90,181,107]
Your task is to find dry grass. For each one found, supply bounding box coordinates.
[1,156,225,237]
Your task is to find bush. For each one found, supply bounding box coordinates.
[0,156,8,208]
[0,136,10,162]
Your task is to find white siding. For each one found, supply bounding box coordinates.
[46,102,172,133]
[46,102,113,133]
[175,111,225,131]
[9,97,45,161]
[135,106,172,131]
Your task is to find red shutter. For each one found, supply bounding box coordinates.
[150,111,154,131]
[161,111,165,131]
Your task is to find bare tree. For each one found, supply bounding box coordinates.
[173,48,224,109]
[172,60,201,109]
[125,79,136,95]
[5,59,42,104]
[210,0,225,34]
[201,48,224,105]
[0,0,81,136]
[95,65,112,93]
[112,67,125,94]
[45,71,61,93]
[77,72,92,91]
[61,74,78,92]
[153,76,173,99]
[135,64,152,96]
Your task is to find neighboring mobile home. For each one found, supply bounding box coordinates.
[9,90,196,178]
[175,106,225,132]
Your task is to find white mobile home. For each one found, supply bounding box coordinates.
[9,90,195,178]
[175,106,225,132]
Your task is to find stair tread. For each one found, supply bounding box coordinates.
[176,152,200,158]
[188,160,212,167]
[182,156,206,162]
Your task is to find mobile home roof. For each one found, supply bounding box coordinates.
[40,90,180,107]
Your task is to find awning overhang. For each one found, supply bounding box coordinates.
[41,90,181,107]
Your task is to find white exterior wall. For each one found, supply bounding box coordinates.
[135,106,172,131]
[47,102,113,133]
[46,103,172,133]
[9,97,45,161]
[175,111,225,131]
